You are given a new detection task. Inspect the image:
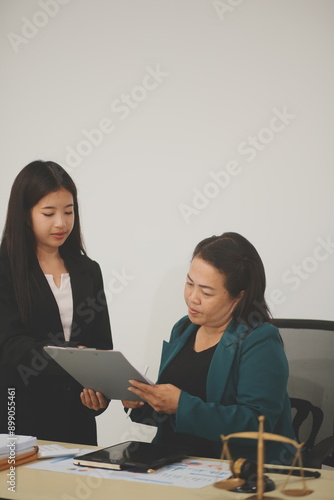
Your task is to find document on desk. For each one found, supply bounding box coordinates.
[43,347,153,401]
[37,444,80,458]
[26,454,231,488]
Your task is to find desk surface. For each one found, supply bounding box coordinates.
[0,440,333,500]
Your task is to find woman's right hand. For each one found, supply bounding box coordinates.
[121,400,145,409]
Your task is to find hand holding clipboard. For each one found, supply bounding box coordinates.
[43,347,153,402]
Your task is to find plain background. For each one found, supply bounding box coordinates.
[1,0,333,446]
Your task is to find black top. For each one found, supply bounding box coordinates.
[158,331,220,458]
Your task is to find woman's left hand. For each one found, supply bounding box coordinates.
[80,388,108,411]
[127,380,181,414]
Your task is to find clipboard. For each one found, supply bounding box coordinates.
[73,440,185,472]
[43,347,153,401]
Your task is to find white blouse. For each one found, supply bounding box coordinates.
[45,273,73,342]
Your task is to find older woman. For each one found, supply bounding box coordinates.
[83,232,295,464]
[126,232,295,464]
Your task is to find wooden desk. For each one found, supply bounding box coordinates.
[0,440,333,500]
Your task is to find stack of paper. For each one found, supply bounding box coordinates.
[0,434,37,459]
[37,444,80,458]
[0,435,38,470]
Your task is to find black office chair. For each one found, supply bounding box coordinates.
[272,319,334,469]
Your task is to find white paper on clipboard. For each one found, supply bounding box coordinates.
[43,347,153,401]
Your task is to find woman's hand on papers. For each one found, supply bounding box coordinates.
[80,388,108,411]
[127,380,181,414]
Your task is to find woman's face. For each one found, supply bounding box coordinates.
[30,188,75,254]
[184,257,242,329]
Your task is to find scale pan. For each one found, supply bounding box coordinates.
[282,489,313,496]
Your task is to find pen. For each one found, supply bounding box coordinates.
[127,365,149,419]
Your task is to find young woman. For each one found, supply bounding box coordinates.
[0,160,112,445]
[121,232,296,464]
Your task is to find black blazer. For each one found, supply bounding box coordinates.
[0,251,112,445]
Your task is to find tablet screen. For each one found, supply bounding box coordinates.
[74,441,185,471]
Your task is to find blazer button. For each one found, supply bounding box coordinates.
[63,383,71,391]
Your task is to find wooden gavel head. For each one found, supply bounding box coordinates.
[231,458,257,480]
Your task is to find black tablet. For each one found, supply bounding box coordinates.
[73,441,185,472]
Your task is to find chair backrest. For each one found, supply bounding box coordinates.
[272,319,334,448]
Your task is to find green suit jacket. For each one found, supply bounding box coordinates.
[131,316,296,465]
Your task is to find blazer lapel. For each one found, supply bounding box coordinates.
[157,318,249,402]
[158,322,198,377]
[206,321,248,401]
[65,256,89,342]
[32,259,64,339]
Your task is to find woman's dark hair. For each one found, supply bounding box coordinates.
[192,232,271,327]
[0,160,86,326]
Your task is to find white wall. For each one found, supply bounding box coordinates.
[1,0,333,446]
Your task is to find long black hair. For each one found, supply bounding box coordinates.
[0,160,86,326]
[192,232,271,327]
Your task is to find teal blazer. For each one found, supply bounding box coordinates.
[131,316,296,464]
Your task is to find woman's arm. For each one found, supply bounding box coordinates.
[0,260,63,374]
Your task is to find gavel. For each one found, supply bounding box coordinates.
[231,458,257,480]
[231,458,321,479]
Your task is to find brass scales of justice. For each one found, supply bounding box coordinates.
[213,415,314,499]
